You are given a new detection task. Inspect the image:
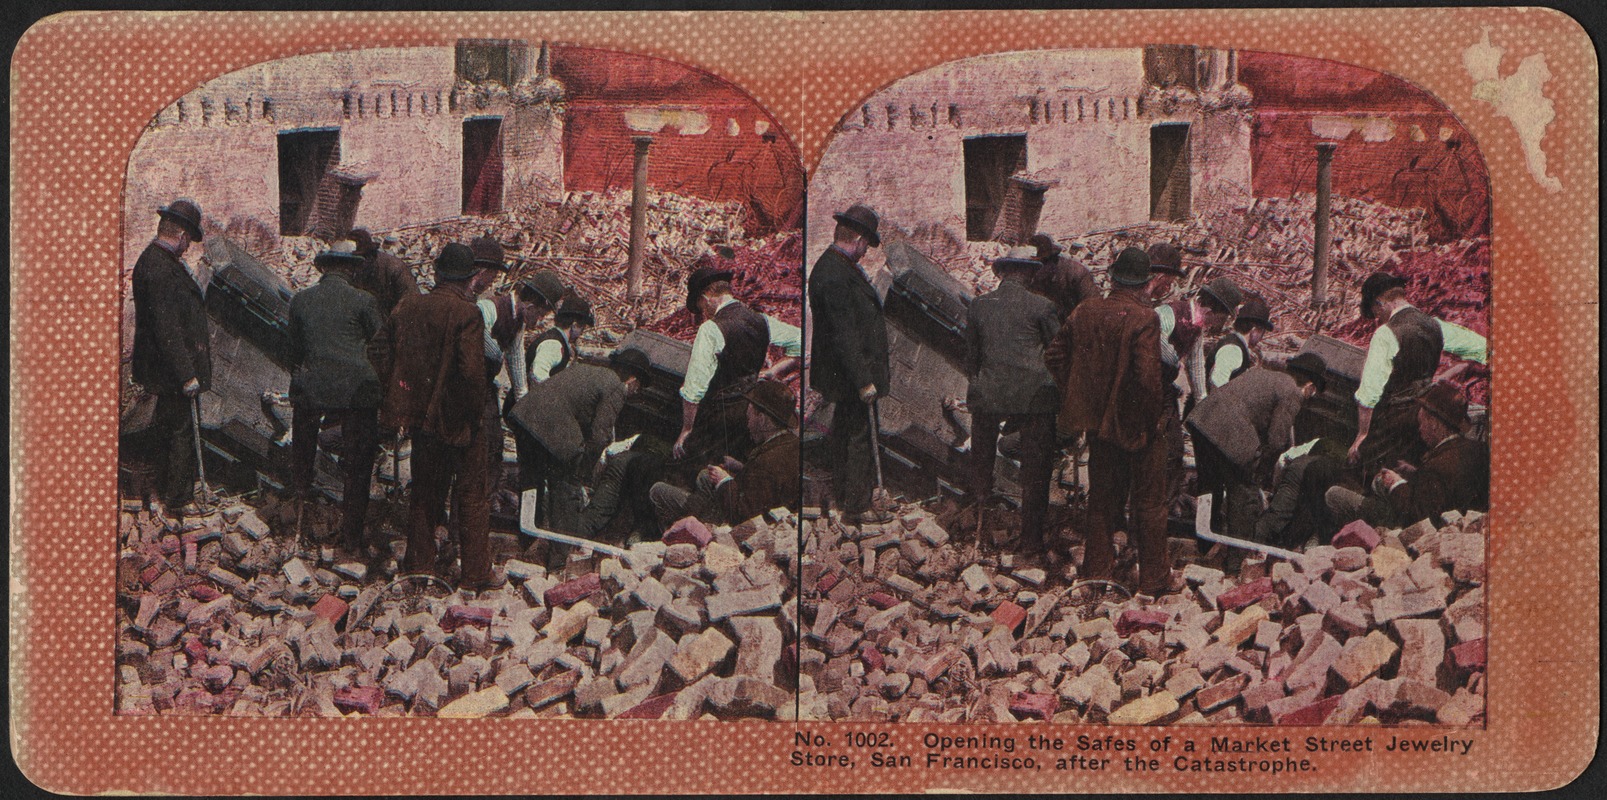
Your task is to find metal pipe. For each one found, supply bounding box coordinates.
[627,135,653,302]
[518,489,633,559]
[1312,142,1337,308]
[1194,494,1303,560]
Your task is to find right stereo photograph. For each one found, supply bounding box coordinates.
[799,46,1489,726]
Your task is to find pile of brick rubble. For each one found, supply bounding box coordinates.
[797,503,1486,726]
[115,497,800,720]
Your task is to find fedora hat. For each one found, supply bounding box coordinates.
[832,204,881,247]
[555,292,594,327]
[1359,271,1408,320]
[992,245,1042,275]
[1200,277,1244,312]
[609,347,654,388]
[1109,246,1153,286]
[743,379,799,428]
[313,238,366,268]
[1027,232,1063,259]
[157,198,205,241]
[433,242,479,281]
[1285,352,1328,394]
[1416,382,1468,430]
[685,263,737,316]
[1146,242,1185,276]
[518,269,567,308]
[1237,298,1275,331]
[469,235,507,270]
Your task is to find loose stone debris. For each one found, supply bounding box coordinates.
[797,501,1486,726]
[115,495,800,720]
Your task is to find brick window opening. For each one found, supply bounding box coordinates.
[462,117,504,216]
[964,134,1027,242]
[1150,123,1192,222]
[278,128,340,236]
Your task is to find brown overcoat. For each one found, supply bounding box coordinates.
[714,430,800,524]
[1048,286,1165,451]
[375,282,486,446]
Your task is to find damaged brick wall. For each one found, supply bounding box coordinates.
[552,45,805,238]
[1240,51,1491,243]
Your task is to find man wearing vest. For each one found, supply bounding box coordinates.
[672,261,802,466]
[130,198,211,521]
[807,204,891,525]
[374,243,494,590]
[964,246,1061,556]
[1050,247,1173,596]
[1143,242,1194,515]
[1348,271,1444,478]
[527,291,593,384]
[1206,297,1274,391]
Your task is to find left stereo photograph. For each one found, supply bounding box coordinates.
[115,40,806,720]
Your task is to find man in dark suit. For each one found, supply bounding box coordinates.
[507,348,653,540]
[807,204,890,524]
[1185,354,1328,542]
[1048,247,1172,595]
[1327,382,1488,528]
[964,246,1061,555]
[650,379,801,528]
[374,243,493,589]
[287,239,384,552]
[349,227,417,318]
[130,198,211,520]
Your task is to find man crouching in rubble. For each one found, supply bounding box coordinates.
[1185,352,1328,559]
[963,246,1060,558]
[374,243,494,590]
[650,378,801,530]
[506,347,654,566]
[1047,247,1175,596]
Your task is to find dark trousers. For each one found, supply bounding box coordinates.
[824,398,875,514]
[291,405,379,544]
[970,411,1055,548]
[1162,399,1186,507]
[1360,398,1427,481]
[1189,430,1261,542]
[406,427,490,586]
[484,388,505,490]
[150,393,198,507]
[681,392,755,469]
[1085,435,1170,593]
[1256,453,1350,548]
[513,428,585,534]
[577,449,665,541]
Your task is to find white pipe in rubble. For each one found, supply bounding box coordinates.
[1193,494,1304,561]
[518,489,631,559]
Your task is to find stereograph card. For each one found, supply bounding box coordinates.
[6,7,1598,795]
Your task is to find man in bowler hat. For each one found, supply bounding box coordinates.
[1329,381,1488,528]
[374,243,495,589]
[806,204,891,524]
[130,198,211,520]
[1048,247,1173,595]
[651,378,801,528]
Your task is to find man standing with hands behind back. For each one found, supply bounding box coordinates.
[807,204,890,525]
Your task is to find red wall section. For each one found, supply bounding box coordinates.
[1240,51,1490,242]
[552,45,805,237]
